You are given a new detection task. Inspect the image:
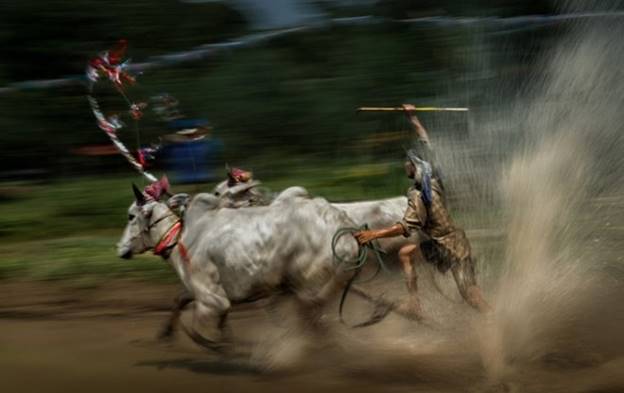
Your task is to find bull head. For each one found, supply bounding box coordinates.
[118,176,174,259]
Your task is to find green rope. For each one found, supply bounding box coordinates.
[332,224,390,327]
[331,223,389,272]
[331,226,368,269]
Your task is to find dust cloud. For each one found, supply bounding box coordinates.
[252,11,624,393]
[476,19,624,390]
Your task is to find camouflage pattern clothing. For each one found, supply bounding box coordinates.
[399,178,472,273]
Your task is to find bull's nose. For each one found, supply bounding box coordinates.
[119,249,133,259]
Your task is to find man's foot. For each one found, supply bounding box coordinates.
[396,298,424,321]
[466,286,492,314]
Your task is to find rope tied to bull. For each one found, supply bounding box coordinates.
[331,224,392,328]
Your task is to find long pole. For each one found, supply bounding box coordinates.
[357,106,469,112]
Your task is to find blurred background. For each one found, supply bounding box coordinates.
[4,4,624,392]
[0,0,620,281]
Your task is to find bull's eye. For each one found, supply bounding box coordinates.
[128,214,135,221]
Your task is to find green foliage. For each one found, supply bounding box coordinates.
[0,235,175,282]
[0,3,477,177]
[0,1,563,178]
[0,1,559,282]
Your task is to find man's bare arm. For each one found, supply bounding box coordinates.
[354,224,406,245]
[402,104,431,146]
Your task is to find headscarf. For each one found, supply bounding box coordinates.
[406,149,433,205]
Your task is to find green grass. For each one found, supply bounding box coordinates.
[0,162,409,282]
[0,233,175,282]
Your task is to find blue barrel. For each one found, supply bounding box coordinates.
[162,138,223,184]
[162,118,223,184]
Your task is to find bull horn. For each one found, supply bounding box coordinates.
[132,183,146,206]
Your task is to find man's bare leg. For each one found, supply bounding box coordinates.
[451,259,491,313]
[398,243,423,317]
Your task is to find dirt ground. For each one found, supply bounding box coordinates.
[0,279,426,393]
[1,276,623,393]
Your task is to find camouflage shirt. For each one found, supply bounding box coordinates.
[399,179,471,262]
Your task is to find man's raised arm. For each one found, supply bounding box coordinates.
[402,104,431,146]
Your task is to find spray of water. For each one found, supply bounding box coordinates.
[465,14,624,390]
[251,9,624,392]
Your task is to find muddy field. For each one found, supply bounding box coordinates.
[1,271,622,393]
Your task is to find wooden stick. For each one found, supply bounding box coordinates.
[357,106,469,112]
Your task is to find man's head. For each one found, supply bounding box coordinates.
[405,149,433,203]
[404,159,417,179]
[405,150,429,178]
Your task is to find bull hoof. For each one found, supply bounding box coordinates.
[182,325,232,354]
[349,300,394,329]
[156,325,176,341]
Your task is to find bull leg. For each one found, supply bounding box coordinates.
[397,243,424,318]
[185,272,232,352]
[451,258,492,313]
[157,289,194,341]
[295,299,326,335]
[186,301,231,352]
[295,274,344,336]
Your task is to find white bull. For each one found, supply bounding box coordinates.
[117,185,408,349]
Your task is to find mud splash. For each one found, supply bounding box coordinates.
[254,10,624,393]
[478,14,624,388]
[441,11,624,393]
[222,7,624,392]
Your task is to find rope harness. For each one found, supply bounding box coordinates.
[153,220,182,256]
[151,215,192,268]
[331,224,391,328]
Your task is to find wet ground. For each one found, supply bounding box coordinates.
[1,276,623,393]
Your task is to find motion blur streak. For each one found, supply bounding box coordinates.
[480,20,624,389]
[2,2,624,393]
[254,10,624,393]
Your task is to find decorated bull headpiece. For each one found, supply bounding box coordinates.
[406,149,433,205]
[132,175,170,206]
[87,40,164,183]
[226,165,252,187]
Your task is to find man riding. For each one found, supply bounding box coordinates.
[354,105,491,317]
